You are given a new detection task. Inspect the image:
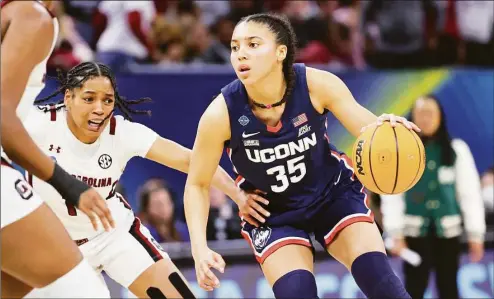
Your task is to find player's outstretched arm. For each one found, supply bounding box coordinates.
[184,95,229,291]
[1,2,114,231]
[146,134,271,225]
[306,67,419,137]
[146,137,245,207]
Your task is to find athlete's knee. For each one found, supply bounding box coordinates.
[351,251,410,299]
[33,259,110,298]
[272,269,318,299]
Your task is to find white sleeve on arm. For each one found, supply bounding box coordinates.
[22,105,54,144]
[380,193,406,238]
[117,116,158,163]
[453,139,486,242]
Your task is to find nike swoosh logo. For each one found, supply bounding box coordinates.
[242,132,260,138]
[334,171,342,185]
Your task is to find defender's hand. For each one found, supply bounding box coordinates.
[237,191,270,227]
[77,188,115,231]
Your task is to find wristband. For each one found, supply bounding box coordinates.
[46,163,90,207]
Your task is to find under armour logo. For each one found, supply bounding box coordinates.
[98,154,112,169]
[49,144,61,153]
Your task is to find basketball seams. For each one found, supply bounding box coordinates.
[353,122,425,195]
[369,125,386,194]
[391,127,399,194]
[405,129,423,192]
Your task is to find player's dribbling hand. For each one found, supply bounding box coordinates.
[77,188,115,231]
[237,191,270,227]
[193,248,225,291]
[361,113,421,133]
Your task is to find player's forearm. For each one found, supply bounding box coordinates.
[184,183,211,255]
[341,103,377,137]
[211,167,243,205]
[0,105,55,180]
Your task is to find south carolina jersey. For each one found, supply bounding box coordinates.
[223,64,355,226]
[22,105,158,240]
[1,0,59,163]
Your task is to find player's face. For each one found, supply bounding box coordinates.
[230,21,286,86]
[412,97,441,137]
[65,76,115,142]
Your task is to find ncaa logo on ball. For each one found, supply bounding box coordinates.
[98,154,112,169]
[355,139,365,175]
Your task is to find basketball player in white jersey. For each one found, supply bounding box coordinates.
[23,61,268,298]
[1,1,114,297]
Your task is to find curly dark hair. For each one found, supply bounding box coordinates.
[35,62,152,121]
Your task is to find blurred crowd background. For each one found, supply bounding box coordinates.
[37,1,493,298]
[49,0,494,74]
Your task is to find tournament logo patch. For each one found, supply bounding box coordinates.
[252,226,272,251]
[238,115,250,126]
[98,154,112,169]
[15,179,33,200]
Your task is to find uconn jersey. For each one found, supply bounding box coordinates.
[22,106,158,240]
[223,64,372,264]
[223,64,356,225]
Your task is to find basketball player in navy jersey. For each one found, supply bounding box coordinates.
[1,0,112,297]
[185,13,421,298]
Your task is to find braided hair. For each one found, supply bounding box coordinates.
[240,13,298,104]
[35,62,152,121]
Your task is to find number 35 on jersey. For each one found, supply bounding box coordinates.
[245,132,316,193]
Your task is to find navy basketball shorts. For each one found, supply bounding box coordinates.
[240,178,374,264]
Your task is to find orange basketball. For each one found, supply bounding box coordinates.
[351,122,426,195]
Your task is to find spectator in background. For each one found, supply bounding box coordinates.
[151,16,187,66]
[195,1,230,27]
[299,0,359,68]
[163,0,201,34]
[206,187,241,241]
[481,166,494,224]
[211,15,235,47]
[45,1,94,73]
[93,1,156,73]
[456,1,494,67]
[62,0,101,45]
[282,1,319,50]
[381,95,485,299]
[186,21,230,64]
[207,15,236,63]
[433,1,493,67]
[432,0,462,66]
[227,0,263,24]
[137,178,189,243]
[361,0,437,69]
